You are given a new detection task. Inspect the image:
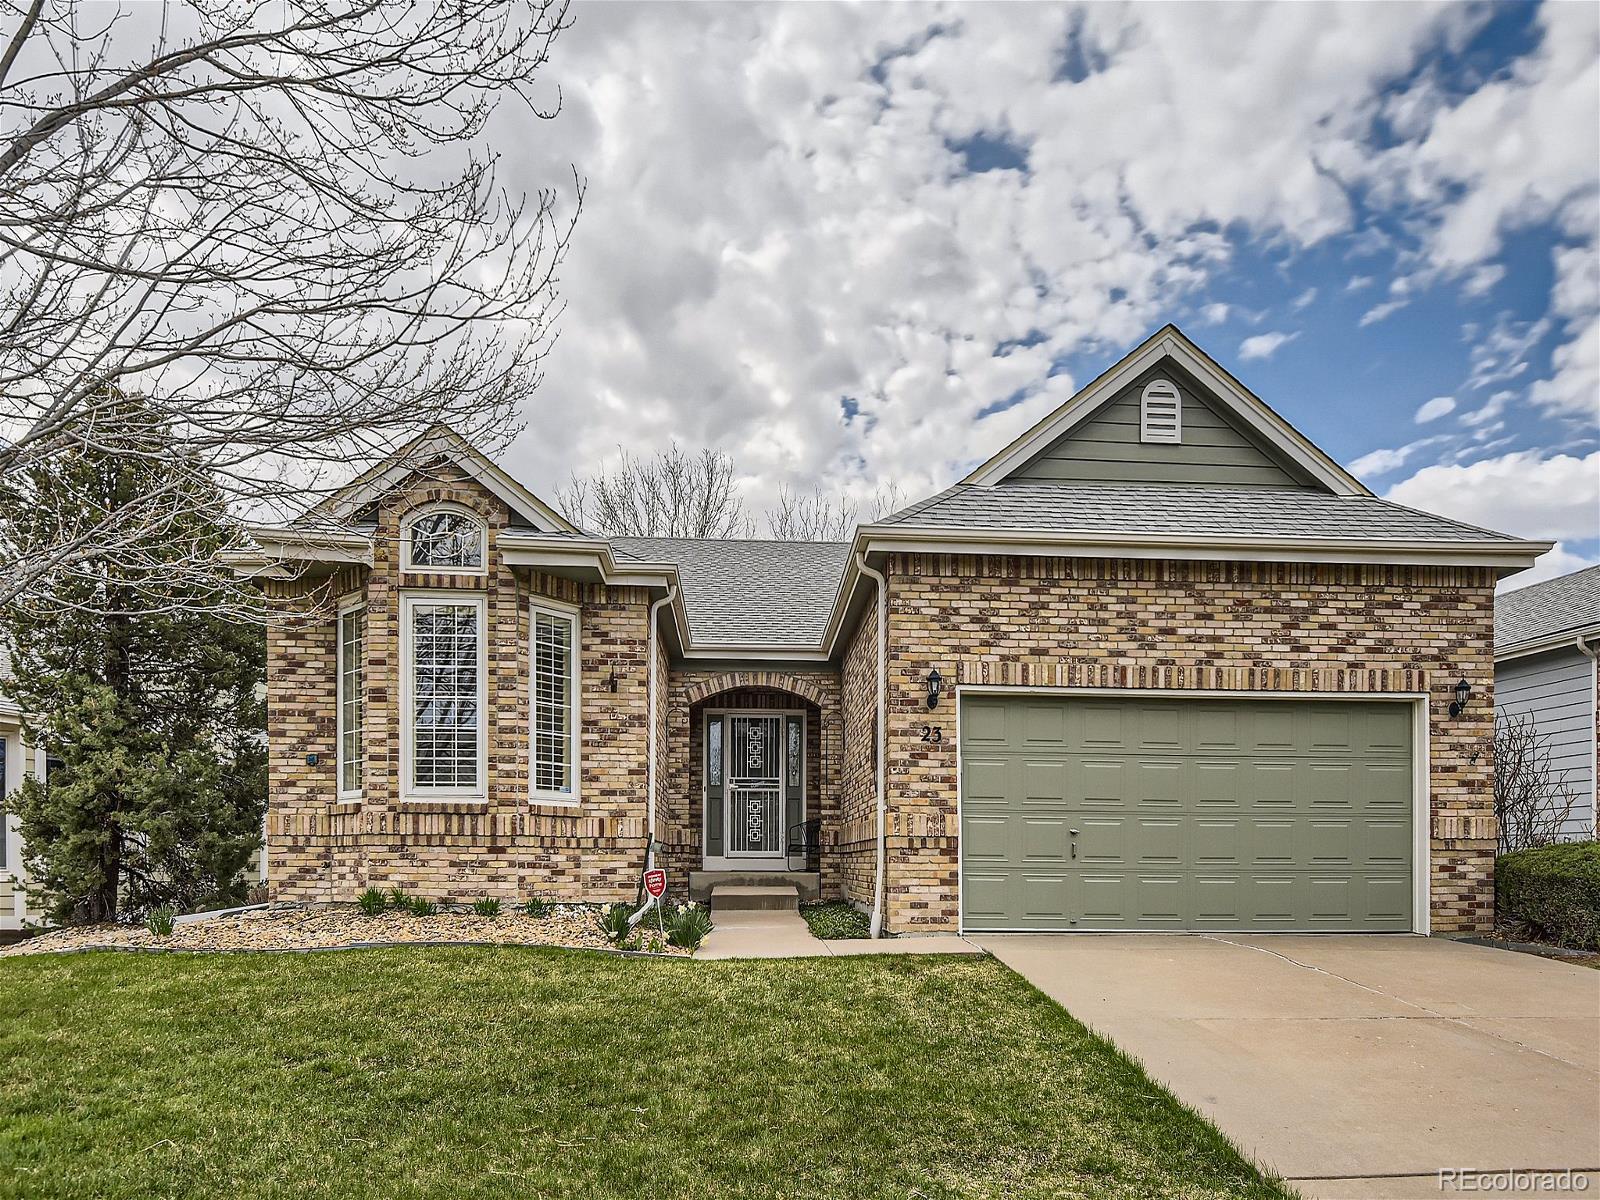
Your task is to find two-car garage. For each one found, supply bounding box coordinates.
[958,694,1419,933]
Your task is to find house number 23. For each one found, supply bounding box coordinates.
[919,725,943,744]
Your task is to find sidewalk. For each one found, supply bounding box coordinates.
[697,909,983,960]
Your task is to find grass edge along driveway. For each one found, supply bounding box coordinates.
[0,946,1296,1199]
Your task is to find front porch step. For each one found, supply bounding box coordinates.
[710,885,799,914]
[690,871,819,904]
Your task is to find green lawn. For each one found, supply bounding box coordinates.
[0,948,1293,1199]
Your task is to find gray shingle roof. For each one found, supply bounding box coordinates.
[609,537,851,648]
[1495,564,1600,652]
[876,483,1521,544]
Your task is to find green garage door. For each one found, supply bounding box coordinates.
[959,696,1414,932]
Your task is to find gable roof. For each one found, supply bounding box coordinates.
[963,325,1370,496]
[1495,564,1600,656]
[301,425,579,535]
[610,537,850,649]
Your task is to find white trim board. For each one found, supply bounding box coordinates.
[952,686,1432,938]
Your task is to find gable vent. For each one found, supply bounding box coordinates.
[1140,379,1182,444]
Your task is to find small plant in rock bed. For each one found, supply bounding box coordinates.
[357,888,388,916]
[595,902,633,942]
[665,902,713,950]
[522,896,553,919]
[471,897,501,918]
[389,887,409,909]
[146,906,177,937]
[406,897,438,917]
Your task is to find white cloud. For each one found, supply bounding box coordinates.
[491,1,1490,508]
[1199,302,1231,325]
[1238,330,1298,361]
[1528,244,1600,420]
[1413,396,1456,423]
[1291,287,1318,310]
[1350,446,1413,478]
[1384,450,1600,542]
[1349,433,1448,480]
[1359,298,1408,326]
[1345,274,1375,292]
[1462,389,1514,427]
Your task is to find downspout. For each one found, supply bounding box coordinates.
[645,585,680,857]
[1578,636,1599,839]
[631,584,680,929]
[856,554,888,939]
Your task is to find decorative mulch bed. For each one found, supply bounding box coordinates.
[0,902,693,957]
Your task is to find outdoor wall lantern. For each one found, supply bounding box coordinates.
[926,667,944,710]
[1449,677,1471,718]
[607,670,620,693]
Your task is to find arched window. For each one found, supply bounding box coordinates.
[403,507,486,572]
[1140,379,1182,444]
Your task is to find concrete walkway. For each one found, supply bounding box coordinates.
[698,909,982,959]
[977,933,1600,1199]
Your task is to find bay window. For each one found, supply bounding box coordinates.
[402,594,487,799]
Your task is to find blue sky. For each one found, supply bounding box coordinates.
[502,1,1598,583]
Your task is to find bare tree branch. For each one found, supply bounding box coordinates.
[0,0,580,617]
[766,484,855,542]
[1493,706,1579,854]
[558,444,755,539]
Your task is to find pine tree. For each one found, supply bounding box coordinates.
[0,400,266,924]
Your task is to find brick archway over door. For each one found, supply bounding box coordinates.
[682,670,830,710]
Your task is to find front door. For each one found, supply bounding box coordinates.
[726,714,783,857]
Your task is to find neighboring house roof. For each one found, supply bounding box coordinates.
[610,537,850,648]
[1495,564,1600,656]
[876,482,1518,545]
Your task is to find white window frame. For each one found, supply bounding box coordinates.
[530,598,582,804]
[400,591,489,801]
[1140,378,1182,444]
[335,599,366,800]
[401,503,488,575]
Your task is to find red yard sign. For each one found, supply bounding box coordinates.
[644,868,666,899]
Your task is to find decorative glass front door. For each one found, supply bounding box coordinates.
[727,714,783,857]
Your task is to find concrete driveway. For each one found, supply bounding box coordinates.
[976,934,1600,1199]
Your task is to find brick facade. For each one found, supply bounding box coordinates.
[266,468,656,904]
[879,554,1498,934]
[263,474,1499,933]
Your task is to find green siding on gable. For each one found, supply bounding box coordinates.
[1008,366,1320,489]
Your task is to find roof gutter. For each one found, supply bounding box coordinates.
[1495,623,1600,663]
[852,523,1553,561]
[855,553,889,939]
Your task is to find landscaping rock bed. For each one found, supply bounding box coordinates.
[0,902,694,957]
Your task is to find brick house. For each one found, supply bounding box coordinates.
[239,326,1549,935]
